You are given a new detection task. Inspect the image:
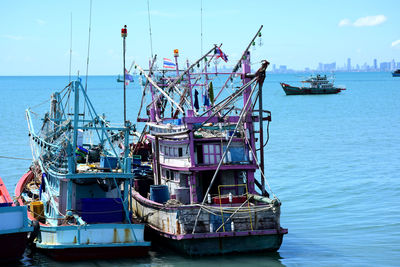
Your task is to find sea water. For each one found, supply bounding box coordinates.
[0,72,399,266]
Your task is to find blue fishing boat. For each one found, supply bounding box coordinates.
[15,79,150,261]
[0,177,32,262]
[392,69,400,77]
[130,26,287,255]
[281,74,345,95]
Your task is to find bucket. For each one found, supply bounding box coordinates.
[175,187,190,204]
[30,201,44,220]
[150,185,170,203]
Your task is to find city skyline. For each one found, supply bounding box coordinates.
[269,57,400,73]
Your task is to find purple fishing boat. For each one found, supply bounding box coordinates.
[131,26,288,255]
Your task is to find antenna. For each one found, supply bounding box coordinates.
[200,0,203,63]
[147,0,154,59]
[69,13,72,82]
[84,0,93,93]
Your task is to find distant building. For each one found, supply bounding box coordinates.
[373,59,377,70]
[397,62,400,69]
[273,64,276,72]
[347,58,351,71]
[323,62,336,71]
[391,59,396,70]
[380,62,391,71]
[279,65,287,72]
[318,63,323,71]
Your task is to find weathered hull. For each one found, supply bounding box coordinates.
[281,83,343,95]
[132,191,287,256]
[147,224,284,255]
[34,224,150,261]
[37,242,150,261]
[392,73,400,77]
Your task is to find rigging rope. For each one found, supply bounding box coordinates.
[0,155,31,161]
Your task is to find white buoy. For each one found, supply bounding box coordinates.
[209,223,213,232]
[249,150,253,161]
[229,192,232,203]
[231,221,235,232]
[207,193,211,204]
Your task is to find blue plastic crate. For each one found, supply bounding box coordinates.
[77,198,124,223]
[100,156,118,169]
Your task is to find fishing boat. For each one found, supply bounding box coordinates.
[0,177,32,262]
[392,69,400,77]
[117,75,124,82]
[15,79,150,261]
[280,74,345,95]
[130,26,288,255]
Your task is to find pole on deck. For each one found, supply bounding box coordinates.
[121,25,127,124]
[256,60,270,196]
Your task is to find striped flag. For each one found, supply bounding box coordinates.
[163,58,176,69]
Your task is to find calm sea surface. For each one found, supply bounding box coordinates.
[0,72,399,266]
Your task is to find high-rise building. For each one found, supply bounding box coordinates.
[347,58,351,71]
[380,62,391,71]
[373,59,377,70]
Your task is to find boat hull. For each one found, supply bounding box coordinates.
[0,231,29,262]
[281,83,343,95]
[147,224,284,255]
[36,242,150,261]
[392,73,400,77]
[0,177,32,262]
[132,191,287,256]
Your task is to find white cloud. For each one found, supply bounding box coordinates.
[2,35,24,40]
[338,19,351,27]
[354,15,386,27]
[36,19,46,25]
[391,40,400,47]
[338,15,387,27]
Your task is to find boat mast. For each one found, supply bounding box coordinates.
[256,60,270,196]
[121,25,127,124]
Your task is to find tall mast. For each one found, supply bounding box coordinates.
[121,25,127,124]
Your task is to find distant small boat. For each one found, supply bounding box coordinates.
[0,177,32,262]
[392,69,400,77]
[280,74,345,95]
[116,75,124,83]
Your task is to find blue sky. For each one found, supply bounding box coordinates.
[0,0,399,75]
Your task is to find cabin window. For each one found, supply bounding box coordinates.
[203,144,222,164]
[166,170,170,179]
[178,147,183,157]
[223,143,248,163]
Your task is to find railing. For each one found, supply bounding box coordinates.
[216,184,253,232]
